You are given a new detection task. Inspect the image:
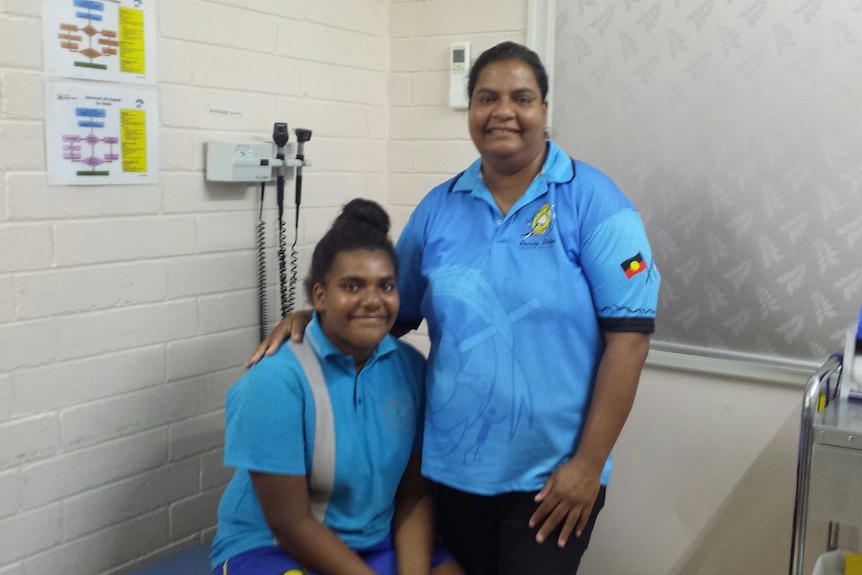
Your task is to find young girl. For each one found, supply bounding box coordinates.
[211,199,461,575]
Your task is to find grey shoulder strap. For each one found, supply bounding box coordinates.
[287,339,336,522]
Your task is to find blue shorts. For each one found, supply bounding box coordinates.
[214,533,453,575]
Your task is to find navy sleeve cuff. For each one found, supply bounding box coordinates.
[598,317,655,333]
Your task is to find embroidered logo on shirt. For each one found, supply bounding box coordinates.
[621,253,647,279]
[523,203,554,238]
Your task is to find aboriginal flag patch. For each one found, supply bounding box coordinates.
[621,252,646,279]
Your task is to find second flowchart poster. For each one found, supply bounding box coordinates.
[45,80,159,185]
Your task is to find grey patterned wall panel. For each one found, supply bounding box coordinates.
[552,0,862,362]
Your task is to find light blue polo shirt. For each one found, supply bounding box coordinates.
[211,314,425,568]
[396,141,660,495]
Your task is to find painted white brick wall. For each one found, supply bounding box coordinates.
[0,277,14,323]
[0,122,44,170]
[0,469,19,520]
[0,414,58,464]
[168,486,223,540]
[55,300,198,360]
[6,173,163,219]
[0,177,6,222]
[20,428,168,510]
[59,381,198,450]
[26,510,170,575]
[0,1,527,572]
[0,318,56,371]
[14,262,168,319]
[0,223,54,272]
[0,374,11,422]
[0,504,62,566]
[63,459,199,539]
[386,1,528,234]
[1,71,43,120]
[14,346,166,415]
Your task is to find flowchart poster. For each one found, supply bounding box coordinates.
[45,81,159,185]
[42,0,156,84]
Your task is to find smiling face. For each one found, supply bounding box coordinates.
[468,58,548,168]
[312,249,399,370]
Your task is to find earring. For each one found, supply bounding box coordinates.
[544,127,551,140]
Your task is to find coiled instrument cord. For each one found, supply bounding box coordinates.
[256,182,268,342]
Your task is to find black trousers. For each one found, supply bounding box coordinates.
[436,484,606,575]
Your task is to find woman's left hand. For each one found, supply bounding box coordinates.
[528,457,601,548]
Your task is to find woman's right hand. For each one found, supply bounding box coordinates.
[245,309,314,367]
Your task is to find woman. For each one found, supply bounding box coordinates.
[213,199,462,575]
[249,42,660,575]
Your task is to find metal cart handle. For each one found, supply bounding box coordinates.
[789,355,843,575]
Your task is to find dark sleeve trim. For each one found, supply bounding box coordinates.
[599,317,655,333]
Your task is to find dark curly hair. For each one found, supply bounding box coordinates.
[467,41,549,102]
[304,198,397,302]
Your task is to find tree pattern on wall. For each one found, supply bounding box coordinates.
[552,0,862,362]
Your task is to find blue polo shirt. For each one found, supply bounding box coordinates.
[211,314,426,568]
[396,141,660,495]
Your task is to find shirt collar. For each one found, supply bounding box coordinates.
[450,140,575,194]
[305,312,398,367]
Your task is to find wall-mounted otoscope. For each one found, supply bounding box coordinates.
[293,128,312,227]
[273,122,289,222]
[271,123,291,319]
[280,127,312,317]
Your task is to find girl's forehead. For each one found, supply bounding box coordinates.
[328,249,395,275]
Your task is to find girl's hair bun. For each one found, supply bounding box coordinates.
[334,198,390,236]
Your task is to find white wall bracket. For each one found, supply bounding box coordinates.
[205,141,308,183]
